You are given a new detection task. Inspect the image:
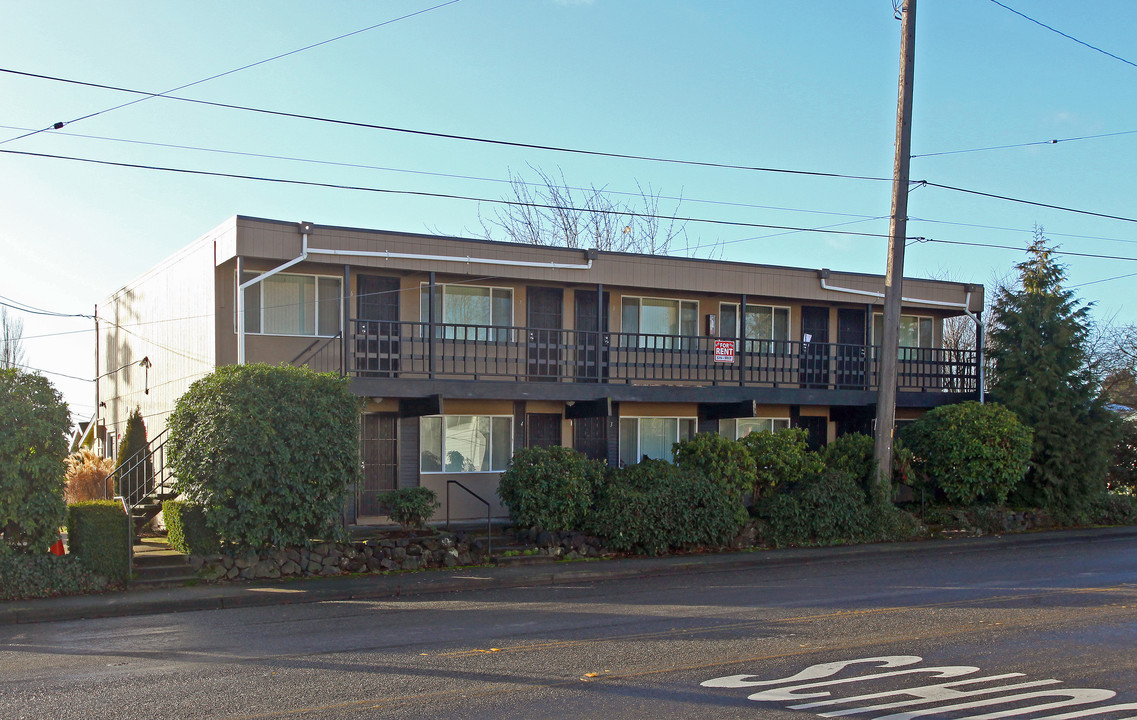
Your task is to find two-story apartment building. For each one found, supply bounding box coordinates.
[94,215,982,522]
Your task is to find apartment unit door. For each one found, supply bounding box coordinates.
[527,413,563,449]
[836,308,868,389]
[800,306,830,388]
[357,274,400,376]
[574,290,610,381]
[358,413,397,518]
[527,287,563,381]
[573,416,608,460]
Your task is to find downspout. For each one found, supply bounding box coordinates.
[237,221,313,365]
[818,269,985,403]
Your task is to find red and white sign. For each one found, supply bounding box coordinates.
[714,340,735,363]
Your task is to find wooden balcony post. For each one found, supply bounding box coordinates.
[738,293,747,386]
[428,271,437,379]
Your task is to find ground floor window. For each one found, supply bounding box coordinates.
[618,417,697,465]
[719,417,791,441]
[420,415,512,473]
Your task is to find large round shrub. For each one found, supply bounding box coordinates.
[673,431,757,502]
[497,446,605,531]
[902,401,1032,505]
[740,427,824,502]
[0,368,70,554]
[590,459,747,555]
[167,364,362,550]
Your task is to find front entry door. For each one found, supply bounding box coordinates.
[357,275,400,376]
[836,308,868,389]
[527,287,563,381]
[574,290,610,381]
[358,413,397,518]
[527,413,562,449]
[573,416,608,460]
[800,306,830,388]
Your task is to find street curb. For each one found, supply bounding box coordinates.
[4,525,1136,626]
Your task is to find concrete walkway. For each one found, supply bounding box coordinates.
[3,525,1135,626]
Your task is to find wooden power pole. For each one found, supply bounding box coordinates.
[874,0,917,485]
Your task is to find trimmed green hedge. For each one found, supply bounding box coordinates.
[67,501,130,584]
[0,554,107,600]
[379,487,439,530]
[589,460,748,555]
[498,446,606,531]
[163,500,220,555]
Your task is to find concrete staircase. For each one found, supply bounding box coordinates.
[132,537,197,588]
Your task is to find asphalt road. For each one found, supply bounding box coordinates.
[3,533,1136,719]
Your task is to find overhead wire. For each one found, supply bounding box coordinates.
[0,0,464,146]
[0,67,893,183]
[988,0,1137,70]
[912,129,1137,158]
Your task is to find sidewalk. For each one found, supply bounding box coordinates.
[4,525,1135,626]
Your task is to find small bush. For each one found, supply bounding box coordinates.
[0,554,107,600]
[1086,493,1137,526]
[380,487,439,530]
[1107,422,1137,495]
[67,501,130,584]
[164,500,220,555]
[673,432,757,502]
[497,446,606,531]
[740,428,825,502]
[64,449,115,503]
[590,460,747,555]
[820,432,916,490]
[902,401,1033,506]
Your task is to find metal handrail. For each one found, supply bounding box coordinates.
[445,480,492,557]
[104,428,172,515]
[289,331,344,373]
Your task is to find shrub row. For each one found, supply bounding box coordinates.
[67,501,131,584]
[0,554,108,601]
[163,500,220,555]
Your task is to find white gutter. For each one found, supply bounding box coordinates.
[818,270,985,403]
[237,221,313,364]
[304,246,595,270]
[236,222,594,365]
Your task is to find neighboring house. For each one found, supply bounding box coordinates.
[93,215,983,522]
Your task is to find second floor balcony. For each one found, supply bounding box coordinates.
[293,319,980,395]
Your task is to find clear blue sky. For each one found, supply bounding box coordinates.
[3,0,1135,419]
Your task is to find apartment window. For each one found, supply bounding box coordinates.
[420,283,512,340]
[240,272,342,337]
[618,417,697,465]
[719,417,791,441]
[420,415,512,473]
[621,297,698,349]
[872,314,933,359]
[719,303,790,352]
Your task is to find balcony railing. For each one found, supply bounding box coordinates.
[296,319,978,394]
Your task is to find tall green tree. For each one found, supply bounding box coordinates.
[0,368,70,553]
[988,229,1119,512]
[115,406,153,498]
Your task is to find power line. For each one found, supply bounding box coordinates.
[909,217,1137,246]
[921,181,1137,224]
[0,148,899,240]
[916,237,1137,262]
[0,124,883,223]
[913,129,1137,158]
[0,295,92,319]
[0,1,464,146]
[1071,270,1137,289]
[0,67,893,183]
[989,0,1137,70]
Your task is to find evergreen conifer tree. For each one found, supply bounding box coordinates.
[988,229,1119,513]
[115,406,153,498]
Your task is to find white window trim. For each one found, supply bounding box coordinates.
[871,312,935,347]
[743,304,792,339]
[237,270,343,338]
[621,296,699,348]
[419,414,514,474]
[618,416,698,465]
[730,417,791,440]
[419,282,515,324]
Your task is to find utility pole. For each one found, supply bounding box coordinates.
[874,0,917,485]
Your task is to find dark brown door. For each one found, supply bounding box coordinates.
[837,308,867,389]
[573,416,608,460]
[527,413,562,448]
[800,306,830,388]
[574,290,610,381]
[357,275,400,376]
[358,413,397,517]
[794,415,828,452]
[527,287,563,381]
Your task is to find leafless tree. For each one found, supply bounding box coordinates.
[1091,321,1137,408]
[934,269,1008,394]
[1,308,25,370]
[478,166,691,255]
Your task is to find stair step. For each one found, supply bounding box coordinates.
[132,562,196,580]
[131,572,199,589]
[133,552,190,568]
